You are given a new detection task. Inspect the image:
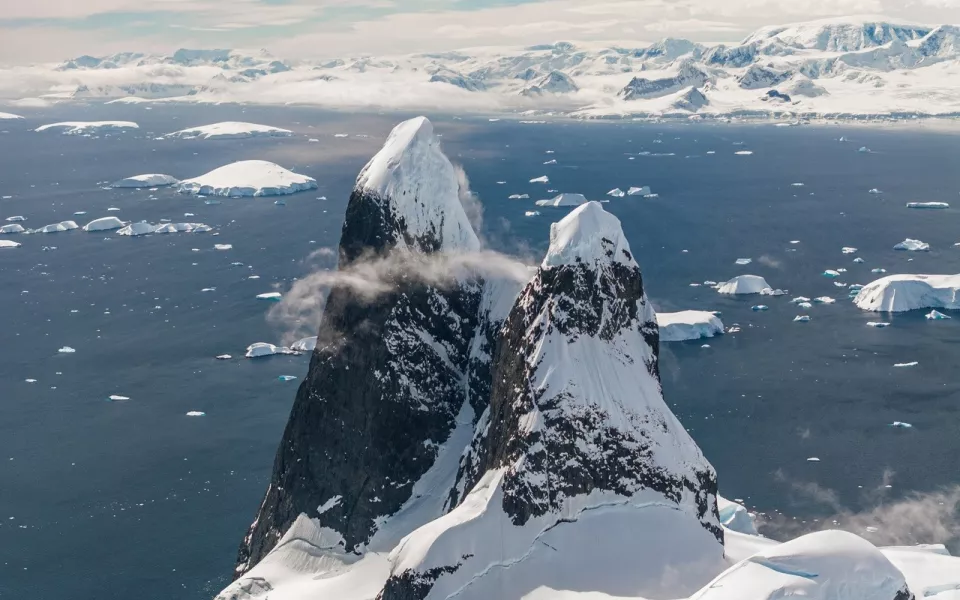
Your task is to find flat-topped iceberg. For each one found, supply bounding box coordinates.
[907,202,949,209]
[110,174,179,188]
[83,216,125,232]
[178,160,317,197]
[245,342,295,358]
[164,122,293,140]
[717,274,772,295]
[34,221,79,233]
[0,112,22,119]
[657,310,725,341]
[0,224,25,234]
[35,121,138,135]
[894,238,930,251]
[290,336,318,352]
[117,222,157,236]
[0,239,21,248]
[855,274,960,312]
[628,185,652,196]
[154,222,211,233]
[535,192,588,207]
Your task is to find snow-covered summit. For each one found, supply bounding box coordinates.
[543,201,634,268]
[742,17,932,51]
[354,116,480,253]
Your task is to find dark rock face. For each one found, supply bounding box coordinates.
[235,187,481,575]
[618,62,710,100]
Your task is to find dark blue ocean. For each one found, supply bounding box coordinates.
[2,104,960,599]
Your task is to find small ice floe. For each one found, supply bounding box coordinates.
[842,247,857,254]
[508,194,529,200]
[107,395,130,401]
[627,186,652,196]
[0,224,24,234]
[215,354,232,360]
[107,207,120,212]
[25,379,37,383]
[751,305,769,311]
[248,275,260,280]
[867,322,890,328]
[894,238,930,252]
[186,411,205,417]
[789,240,800,244]
[735,258,752,265]
[735,150,753,155]
[834,281,848,288]
[245,342,294,358]
[256,292,282,301]
[807,457,820,462]
[274,199,286,206]
[204,199,221,205]
[858,146,871,153]
[791,183,805,187]
[0,240,21,248]
[889,421,913,428]
[154,222,211,234]
[57,346,76,353]
[524,211,540,217]
[110,174,178,188]
[74,211,86,216]
[797,302,813,309]
[853,257,865,263]
[814,297,835,304]
[278,375,298,382]
[926,310,951,320]
[794,315,811,322]
[791,296,811,304]
[201,287,216,292]
[543,159,557,165]
[893,361,918,368]
[529,176,549,184]
[214,244,232,250]
[535,193,587,207]
[35,221,79,234]
[607,188,625,198]
[759,288,787,297]
[871,268,887,274]
[823,270,840,278]
[907,202,949,209]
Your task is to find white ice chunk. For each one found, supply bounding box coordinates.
[291,336,318,352]
[535,193,588,207]
[606,188,625,197]
[0,224,25,234]
[906,202,949,209]
[179,160,317,197]
[926,310,951,320]
[256,292,282,301]
[164,122,293,140]
[35,121,138,135]
[894,238,930,251]
[627,185,652,196]
[245,342,293,358]
[657,310,725,342]
[529,175,550,183]
[717,275,771,295]
[855,274,960,312]
[83,217,125,232]
[735,258,752,265]
[117,222,157,236]
[110,174,179,188]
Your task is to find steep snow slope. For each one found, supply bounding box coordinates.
[379,203,725,600]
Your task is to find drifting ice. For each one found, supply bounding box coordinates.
[535,193,588,207]
[717,275,771,295]
[256,292,282,301]
[117,222,157,236]
[179,160,317,197]
[529,175,549,183]
[607,188,625,197]
[907,202,949,209]
[894,238,930,252]
[0,240,21,248]
[164,122,293,140]
[656,310,725,341]
[627,186,652,196]
[83,217,125,232]
[111,174,179,188]
[855,274,960,312]
[926,310,951,320]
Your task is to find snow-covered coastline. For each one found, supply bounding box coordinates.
[6,18,960,123]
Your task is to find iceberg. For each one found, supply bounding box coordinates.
[752,304,769,311]
[869,188,883,194]
[524,211,540,217]
[794,315,811,322]
[853,257,865,263]
[214,244,233,250]
[907,202,949,209]
[186,411,206,416]
[0,224,25,234]
[58,346,76,353]
[607,188,625,197]
[245,342,294,358]
[107,395,130,401]
[823,269,840,277]
[717,496,758,536]
[890,421,913,428]
[841,247,857,254]
[82,216,125,232]
[35,121,139,135]
[867,321,890,328]
[894,361,919,367]
[735,150,754,155]
[507,194,529,199]
[0,240,21,248]
[926,309,951,320]
[627,185,652,196]
[0,112,22,119]
[657,310,725,341]
[735,258,752,265]
[535,193,588,207]
[178,160,317,197]
[855,274,960,312]
[153,222,211,233]
[35,221,80,233]
[858,146,871,153]
[110,174,179,188]
[117,222,157,236]
[164,122,293,140]
[813,296,836,304]
[717,274,771,295]
[529,175,549,183]
[256,292,282,301]
[5,216,25,222]
[290,336,317,352]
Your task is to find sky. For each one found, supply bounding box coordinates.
[0,0,958,63]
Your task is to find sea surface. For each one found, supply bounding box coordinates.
[2,104,960,599]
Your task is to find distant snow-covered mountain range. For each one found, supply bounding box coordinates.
[3,17,960,120]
